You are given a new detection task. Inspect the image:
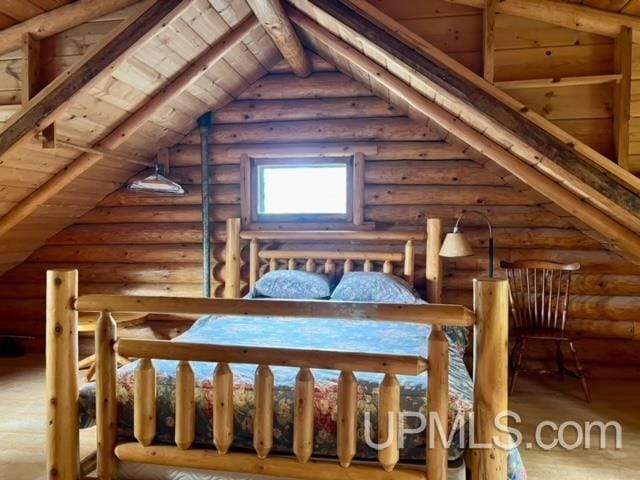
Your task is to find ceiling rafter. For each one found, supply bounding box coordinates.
[247,0,311,77]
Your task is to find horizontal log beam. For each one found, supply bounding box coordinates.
[213,96,403,123]
[238,72,371,100]
[169,142,465,167]
[183,117,443,144]
[0,0,142,56]
[240,229,426,241]
[117,338,428,374]
[445,0,640,42]
[259,250,404,261]
[74,295,476,326]
[115,444,427,480]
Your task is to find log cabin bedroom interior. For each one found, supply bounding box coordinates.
[0,0,639,479]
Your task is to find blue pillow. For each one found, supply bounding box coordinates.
[254,270,331,299]
[330,272,421,303]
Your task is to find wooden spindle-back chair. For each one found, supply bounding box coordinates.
[500,260,590,402]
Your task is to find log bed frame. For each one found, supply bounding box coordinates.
[45,217,509,480]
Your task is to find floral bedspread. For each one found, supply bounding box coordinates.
[79,305,526,478]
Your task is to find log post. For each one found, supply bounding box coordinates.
[293,367,315,463]
[426,218,443,303]
[249,238,260,290]
[134,358,156,447]
[213,362,234,454]
[46,269,79,480]
[337,371,357,468]
[253,365,274,459]
[378,373,400,472]
[426,326,449,480]
[175,360,196,450]
[95,311,118,479]
[224,218,241,298]
[471,277,509,480]
[404,240,415,286]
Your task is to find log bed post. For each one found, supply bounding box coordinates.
[95,311,118,478]
[471,277,509,480]
[46,269,79,480]
[426,218,443,303]
[225,218,242,298]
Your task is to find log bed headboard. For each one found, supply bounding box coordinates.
[223,218,444,302]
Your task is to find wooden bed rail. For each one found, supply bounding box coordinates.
[73,295,476,327]
[117,338,429,375]
[231,218,436,293]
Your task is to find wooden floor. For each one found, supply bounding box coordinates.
[1,355,638,480]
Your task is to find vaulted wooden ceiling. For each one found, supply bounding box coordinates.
[0,0,638,276]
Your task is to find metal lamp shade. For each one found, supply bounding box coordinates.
[128,170,185,195]
[439,232,473,257]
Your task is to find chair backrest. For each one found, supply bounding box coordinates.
[500,260,580,331]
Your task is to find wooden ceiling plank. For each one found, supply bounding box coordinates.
[0,0,190,160]
[0,0,143,57]
[247,0,311,77]
[0,14,259,238]
[445,0,640,41]
[289,5,640,262]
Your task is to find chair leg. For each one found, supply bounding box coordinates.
[569,341,591,403]
[555,341,565,380]
[509,338,526,395]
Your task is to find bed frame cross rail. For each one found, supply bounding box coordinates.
[116,338,430,375]
[74,295,475,327]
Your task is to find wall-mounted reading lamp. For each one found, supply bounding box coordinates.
[439,210,494,278]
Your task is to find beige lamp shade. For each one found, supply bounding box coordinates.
[439,232,473,257]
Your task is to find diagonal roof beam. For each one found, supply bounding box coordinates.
[0,0,143,57]
[288,5,640,262]
[446,0,640,42]
[0,15,259,238]
[247,0,312,77]
[295,0,640,229]
[0,0,190,161]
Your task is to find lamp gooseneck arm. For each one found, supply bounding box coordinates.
[453,210,494,278]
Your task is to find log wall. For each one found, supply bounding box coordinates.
[1,68,638,375]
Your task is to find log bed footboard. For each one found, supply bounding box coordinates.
[45,218,509,480]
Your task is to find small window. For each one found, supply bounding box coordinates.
[258,163,348,215]
[247,157,355,223]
